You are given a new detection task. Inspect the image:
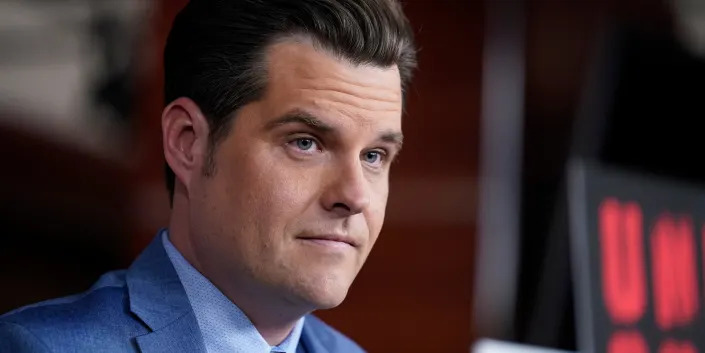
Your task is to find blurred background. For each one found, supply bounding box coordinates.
[2,0,705,352]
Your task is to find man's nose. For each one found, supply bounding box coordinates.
[320,159,371,218]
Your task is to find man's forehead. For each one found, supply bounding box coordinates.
[257,38,403,131]
[264,38,403,103]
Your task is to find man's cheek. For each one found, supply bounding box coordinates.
[276,169,318,203]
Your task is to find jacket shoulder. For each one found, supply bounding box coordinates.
[0,269,146,352]
[0,321,52,353]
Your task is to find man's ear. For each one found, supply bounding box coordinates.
[162,97,210,194]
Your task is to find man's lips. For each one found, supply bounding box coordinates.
[297,234,359,248]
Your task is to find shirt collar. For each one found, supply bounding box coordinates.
[161,229,305,353]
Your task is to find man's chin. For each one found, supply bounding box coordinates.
[287,279,352,311]
[312,292,348,310]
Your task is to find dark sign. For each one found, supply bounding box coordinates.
[569,161,705,353]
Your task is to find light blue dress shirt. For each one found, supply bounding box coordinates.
[161,230,305,353]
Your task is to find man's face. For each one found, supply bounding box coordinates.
[189,39,403,310]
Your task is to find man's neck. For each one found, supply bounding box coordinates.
[194,265,307,345]
[189,256,304,345]
[230,295,303,346]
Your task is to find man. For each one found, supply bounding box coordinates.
[0,0,416,352]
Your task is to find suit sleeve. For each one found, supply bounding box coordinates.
[0,321,52,353]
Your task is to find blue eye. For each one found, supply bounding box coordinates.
[363,151,382,165]
[295,138,316,151]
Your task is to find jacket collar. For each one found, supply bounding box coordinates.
[126,233,206,353]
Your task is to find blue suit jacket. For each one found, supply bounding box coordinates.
[0,235,365,353]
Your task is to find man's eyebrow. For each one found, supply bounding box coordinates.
[264,109,334,133]
[380,131,404,151]
[265,109,403,150]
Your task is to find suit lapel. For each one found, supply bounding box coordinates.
[135,311,204,353]
[296,339,310,353]
[298,316,330,353]
[126,232,206,353]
